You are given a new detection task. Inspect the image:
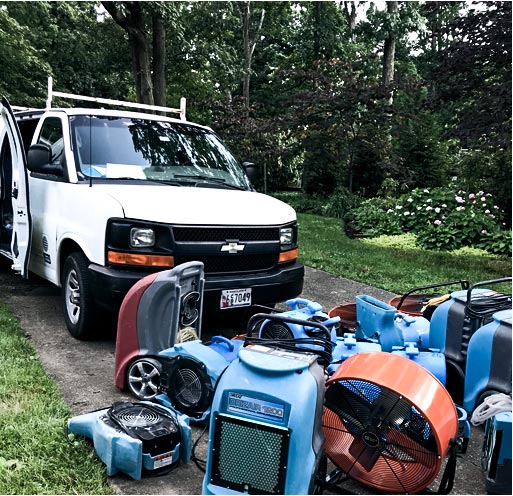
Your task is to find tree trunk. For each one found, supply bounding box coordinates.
[342,1,357,40]
[152,13,166,107]
[130,28,154,106]
[102,1,155,106]
[238,1,265,110]
[241,2,251,108]
[382,1,398,106]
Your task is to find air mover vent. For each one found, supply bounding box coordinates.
[260,323,294,340]
[160,356,214,418]
[106,401,181,457]
[210,413,290,494]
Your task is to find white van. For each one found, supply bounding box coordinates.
[0,84,303,339]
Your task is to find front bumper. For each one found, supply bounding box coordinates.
[88,261,305,312]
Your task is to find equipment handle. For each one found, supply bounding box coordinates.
[466,277,512,303]
[305,316,340,333]
[285,298,323,313]
[210,335,234,352]
[395,280,470,310]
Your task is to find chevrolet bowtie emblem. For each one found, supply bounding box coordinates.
[220,241,245,254]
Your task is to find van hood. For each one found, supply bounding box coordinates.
[102,184,296,225]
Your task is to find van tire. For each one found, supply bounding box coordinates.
[62,252,97,340]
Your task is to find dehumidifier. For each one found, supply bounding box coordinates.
[114,262,205,400]
[202,344,326,495]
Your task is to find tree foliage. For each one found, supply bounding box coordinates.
[0,0,510,224]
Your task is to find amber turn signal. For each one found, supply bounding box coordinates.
[278,248,298,263]
[107,251,175,267]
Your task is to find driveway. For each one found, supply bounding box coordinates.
[0,262,487,494]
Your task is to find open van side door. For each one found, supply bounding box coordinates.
[0,97,32,278]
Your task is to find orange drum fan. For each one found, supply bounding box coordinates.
[323,352,458,494]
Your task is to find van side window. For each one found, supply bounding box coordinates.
[38,118,65,167]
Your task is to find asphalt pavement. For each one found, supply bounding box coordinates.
[0,262,488,495]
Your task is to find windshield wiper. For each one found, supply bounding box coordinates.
[173,174,246,190]
[108,177,184,187]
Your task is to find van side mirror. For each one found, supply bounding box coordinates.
[242,161,258,183]
[27,144,62,175]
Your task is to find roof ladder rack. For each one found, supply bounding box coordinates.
[45,76,186,120]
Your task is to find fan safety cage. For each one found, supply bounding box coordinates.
[323,352,457,494]
[210,413,290,494]
[107,403,181,456]
[260,323,294,340]
[162,357,213,418]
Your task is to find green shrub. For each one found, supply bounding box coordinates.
[346,197,402,237]
[273,189,361,219]
[476,228,513,257]
[322,187,361,219]
[388,187,511,255]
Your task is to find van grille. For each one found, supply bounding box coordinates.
[175,254,277,274]
[172,227,278,243]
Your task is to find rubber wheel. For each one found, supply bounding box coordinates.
[127,358,162,400]
[62,252,97,340]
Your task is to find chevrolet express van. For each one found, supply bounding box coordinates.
[0,86,303,339]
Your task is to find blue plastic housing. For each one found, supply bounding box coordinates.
[157,339,243,422]
[327,333,381,375]
[391,342,447,385]
[483,411,512,494]
[463,310,512,412]
[355,295,430,351]
[202,345,326,495]
[67,401,191,480]
[429,288,495,356]
[259,298,339,343]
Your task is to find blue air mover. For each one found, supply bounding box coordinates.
[156,337,243,422]
[202,344,326,495]
[259,298,339,343]
[482,411,512,494]
[247,311,335,368]
[355,294,430,351]
[463,309,512,413]
[67,401,191,480]
[327,333,381,375]
[429,277,512,404]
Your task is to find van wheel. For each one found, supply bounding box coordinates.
[62,252,96,340]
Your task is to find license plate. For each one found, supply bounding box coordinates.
[220,288,252,309]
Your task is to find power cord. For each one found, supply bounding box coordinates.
[471,393,512,426]
[191,424,208,473]
[465,292,511,320]
[244,335,334,367]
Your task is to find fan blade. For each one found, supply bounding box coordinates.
[348,436,381,472]
[324,381,375,433]
[367,388,411,428]
[383,428,438,467]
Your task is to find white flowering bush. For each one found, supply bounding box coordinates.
[385,187,511,255]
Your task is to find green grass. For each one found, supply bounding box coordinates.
[0,304,113,495]
[297,213,512,295]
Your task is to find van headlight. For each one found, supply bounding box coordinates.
[280,227,293,245]
[130,227,155,247]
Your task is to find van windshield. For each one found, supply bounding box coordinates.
[70,115,251,190]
